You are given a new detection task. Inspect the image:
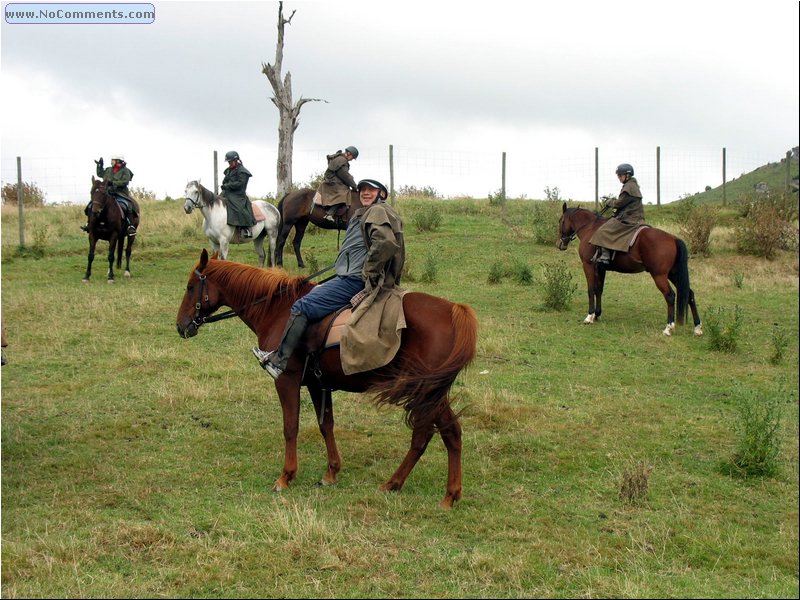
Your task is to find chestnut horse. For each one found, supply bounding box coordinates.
[83,177,137,283]
[176,250,477,508]
[557,204,702,336]
[275,188,363,268]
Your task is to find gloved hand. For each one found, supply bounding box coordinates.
[95,157,104,169]
[350,288,370,308]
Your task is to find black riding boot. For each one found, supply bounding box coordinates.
[252,312,309,379]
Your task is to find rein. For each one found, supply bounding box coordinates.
[190,263,337,329]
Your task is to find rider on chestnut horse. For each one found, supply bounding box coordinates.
[589,163,645,265]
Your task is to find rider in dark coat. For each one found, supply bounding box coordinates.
[316,146,359,222]
[589,163,645,264]
[81,154,140,235]
[220,150,257,238]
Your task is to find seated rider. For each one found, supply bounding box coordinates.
[589,163,645,265]
[252,178,404,380]
[220,150,256,239]
[81,154,140,235]
[316,146,359,223]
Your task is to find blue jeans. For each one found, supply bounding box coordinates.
[291,275,363,322]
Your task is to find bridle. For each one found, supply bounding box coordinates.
[560,205,610,247]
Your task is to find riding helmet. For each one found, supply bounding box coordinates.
[225,150,240,162]
[111,153,125,162]
[356,179,388,200]
[615,163,634,176]
[345,146,359,159]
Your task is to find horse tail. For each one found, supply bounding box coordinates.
[675,238,690,325]
[371,302,478,429]
[276,192,289,214]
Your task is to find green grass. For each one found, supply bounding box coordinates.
[1,196,798,598]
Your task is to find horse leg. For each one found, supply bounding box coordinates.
[274,384,302,491]
[688,288,703,335]
[308,385,341,486]
[124,234,134,277]
[268,231,278,268]
[581,262,597,323]
[253,235,267,268]
[594,265,607,321]
[275,226,290,268]
[292,222,308,269]
[435,405,462,509]
[653,273,676,335]
[106,238,116,282]
[380,421,435,495]
[83,237,96,282]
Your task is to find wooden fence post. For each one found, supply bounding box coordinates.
[594,147,599,210]
[213,151,219,195]
[17,156,25,247]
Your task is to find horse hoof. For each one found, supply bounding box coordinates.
[82,278,90,283]
[107,279,115,284]
[694,325,704,337]
[124,271,131,278]
[583,314,595,324]
[662,323,675,336]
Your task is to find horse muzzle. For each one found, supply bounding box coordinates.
[183,200,194,215]
[177,320,199,338]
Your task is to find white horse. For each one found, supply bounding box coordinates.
[183,180,281,267]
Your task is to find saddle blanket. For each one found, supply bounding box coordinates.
[251,202,267,222]
[629,225,650,247]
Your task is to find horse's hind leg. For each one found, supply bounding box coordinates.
[435,405,462,509]
[309,385,341,486]
[253,236,267,268]
[688,288,703,335]
[292,222,308,268]
[381,421,435,495]
[654,274,676,335]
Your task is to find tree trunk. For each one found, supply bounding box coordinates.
[262,2,325,198]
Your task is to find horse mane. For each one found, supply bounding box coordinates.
[201,258,309,312]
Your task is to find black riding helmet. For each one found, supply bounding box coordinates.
[345,146,359,159]
[225,150,240,162]
[615,163,634,177]
[357,179,388,200]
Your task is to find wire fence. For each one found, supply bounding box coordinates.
[1,145,792,207]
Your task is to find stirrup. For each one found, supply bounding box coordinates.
[80,224,89,232]
[252,347,283,379]
[242,228,252,239]
[127,225,137,235]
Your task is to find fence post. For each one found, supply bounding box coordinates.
[656,146,661,206]
[17,156,25,247]
[786,150,792,193]
[722,147,727,207]
[389,144,395,206]
[501,151,506,200]
[594,147,599,210]
[213,151,219,195]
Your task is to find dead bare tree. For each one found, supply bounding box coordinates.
[261,2,326,197]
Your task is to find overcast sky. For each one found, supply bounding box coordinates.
[1,0,798,204]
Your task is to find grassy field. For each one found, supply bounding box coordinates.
[1,196,798,598]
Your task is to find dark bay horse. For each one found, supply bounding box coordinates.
[557,203,702,336]
[275,188,363,268]
[176,249,478,508]
[83,177,137,283]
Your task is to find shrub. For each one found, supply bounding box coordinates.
[131,187,156,203]
[770,325,789,365]
[726,386,785,478]
[487,188,505,207]
[512,260,533,286]
[705,305,744,353]
[412,204,442,233]
[530,201,563,246]
[487,260,505,284]
[734,192,797,259]
[541,263,576,311]
[419,253,438,283]
[396,185,438,199]
[677,196,717,257]
[2,181,46,207]
[732,272,744,289]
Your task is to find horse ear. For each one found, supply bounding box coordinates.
[562,202,567,214]
[200,248,209,268]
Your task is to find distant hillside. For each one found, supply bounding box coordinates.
[689,150,798,205]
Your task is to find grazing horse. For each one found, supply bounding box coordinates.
[557,203,703,336]
[183,181,281,268]
[83,177,137,283]
[176,249,477,508]
[275,188,363,268]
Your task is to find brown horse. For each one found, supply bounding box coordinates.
[275,188,363,268]
[557,203,703,336]
[83,177,138,283]
[176,250,478,508]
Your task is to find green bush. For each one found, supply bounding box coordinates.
[734,192,797,259]
[512,260,533,286]
[2,181,46,207]
[705,305,744,353]
[541,263,577,311]
[770,325,789,365]
[530,200,563,246]
[487,260,505,284]
[677,196,717,257]
[726,386,785,478]
[412,204,442,233]
[419,252,438,283]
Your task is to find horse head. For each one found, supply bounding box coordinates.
[183,180,202,214]
[90,176,110,216]
[176,249,221,338]
[557,203,577,251]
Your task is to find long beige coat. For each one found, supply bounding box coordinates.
[340,203,406,375]
[317,151,357,207]
[589,177,645,251]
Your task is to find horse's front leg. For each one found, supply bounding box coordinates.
[83,238,96,282]
[381,421,435,496]
[274,380,302,491]
[308,384,341,487]
[106,238,116,282]
[581,262,597,323]
[123,235,134,277]
[594,265,607,321]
